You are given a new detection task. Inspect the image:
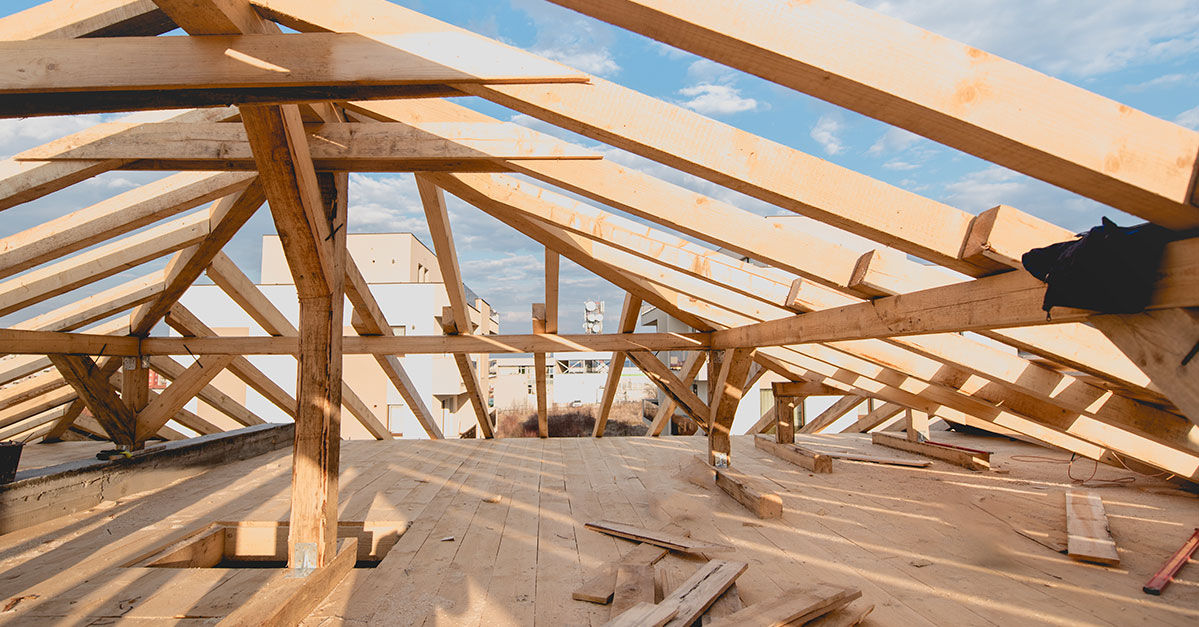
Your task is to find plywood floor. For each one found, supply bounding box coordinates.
[0,433,1196,625]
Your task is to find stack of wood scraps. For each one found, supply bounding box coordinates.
[581,520,870,626]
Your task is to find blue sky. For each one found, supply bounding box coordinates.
[1,0,1197,333]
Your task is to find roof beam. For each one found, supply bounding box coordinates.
[594,293,641,437]
[647,351,705,437]
[0,0,175,40]
[134,354,234,443]
[48,353,135,445]
[547,0,1199,229]
[17,122,599,169]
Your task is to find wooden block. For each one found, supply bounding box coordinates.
[805,600,876,627]
[1066,491,1120,566]
[611,564,655,615]
[585,520,733,553]
[573,525,688,603]
[713,466,783,519]
[754,434,832,473]
[871,432,990,470]
[602,601,678,627]
[817,450,932,468]
[705,583,860,626]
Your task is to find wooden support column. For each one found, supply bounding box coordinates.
[532,303,549,438]
[770,381,799,445]
[545,248,559,333]
[475,297,492,426]
[906,408,930,442]
[121,355,149,447]
[594,293,641,437]
[708,347,754,467]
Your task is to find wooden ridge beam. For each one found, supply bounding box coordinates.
[17,122,600,169]
[546,0,1199,230]
[594,293,641,437]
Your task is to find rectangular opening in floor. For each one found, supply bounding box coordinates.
[124,521,403,570]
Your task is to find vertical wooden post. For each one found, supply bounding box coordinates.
[476,297,492,426]
[532,303,549,438]
[288,171,346,571]
[708,348,754,466]
[906,408,930,442]
[122,356,149,449]
[775,398,797,444]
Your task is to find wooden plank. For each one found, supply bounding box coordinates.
[647,351,705,437]
[0,0,174,40]
[0,31,588,92]
[705,583,860,627]
[1065,491,1120,566]
[701,583,743,624]
[595,293,641,437]
[805,600,875,627]
[544,0,1199,229]
[18,122,599,168]
[771,380,840,397]
[0,171,253,281]
[660,559,748,627]
[573,524,687,604]
[708,347,755,466]
[584,520,733,554]
[611,564,655,616]
[754,434,832,474]
[872,432,990,471]
[713,465,783,519]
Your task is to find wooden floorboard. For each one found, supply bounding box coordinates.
[0,434,1196,626]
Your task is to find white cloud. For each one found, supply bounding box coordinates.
[941,165,1123,232]
[882,160,919,171]
[1176,105,1199,130]
[532,47,621,76]
[855,0,1199,78]
[867,127,923,156]
[809,115,847,155]
[676,84,763,115]
[687,58,737,83]
[1124,72,1199,92]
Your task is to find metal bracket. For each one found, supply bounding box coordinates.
[712,452,730,468]
[122,356,138,371]
[287,542,317,578]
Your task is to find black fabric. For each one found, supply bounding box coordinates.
[1021,217,1171,314]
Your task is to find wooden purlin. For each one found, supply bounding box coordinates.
[545,0,1199,230]
[436,172,1199,458]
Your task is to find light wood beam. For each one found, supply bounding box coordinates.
[17,122,600,169]
[9,272,163,338]
[342,257,440,438]
[547,0,1199,229]
[0,212,209,318]
[0,0,174,40]
[417,175,493,437]
[532,303,549,438]
[0,319,129,387]
[0,172,253,282]
[627,350,709,426]
[714,238,1199,349]
[545,249,559,334]
[800,395,866,435]
[647,351,705,437]
[134,354,234,443]
[853,402,905,433]
[148,355,265,428]
[0,107,236,212]
[40,399,86,442]
[130,181,266,335]
[594,293,641,437]
[770,385,797,445]
[1094,309,1199,425]
[48,354,135,445]
[708,347,755,466]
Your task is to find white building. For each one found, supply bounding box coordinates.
[177,233,498,439]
